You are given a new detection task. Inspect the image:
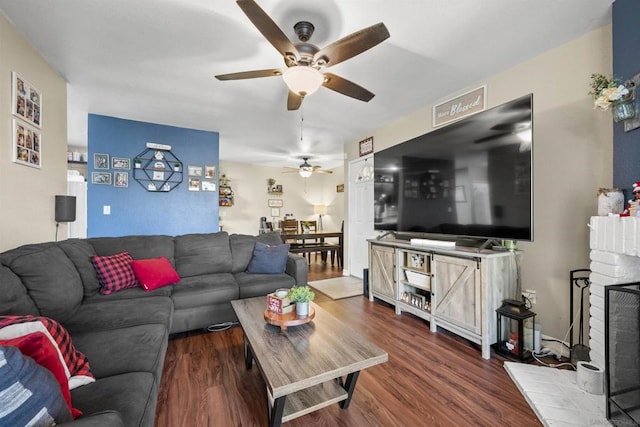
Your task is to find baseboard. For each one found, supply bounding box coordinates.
[342,269,350,276]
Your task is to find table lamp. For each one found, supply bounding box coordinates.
[55,195,76,241]
[314,205,327,231]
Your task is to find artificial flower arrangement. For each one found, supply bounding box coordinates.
[589,73,632,110]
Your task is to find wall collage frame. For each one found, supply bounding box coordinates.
[11,72,42,168]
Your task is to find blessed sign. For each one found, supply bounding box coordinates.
[432,86,486,127]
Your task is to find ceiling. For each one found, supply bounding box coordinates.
[0,0,612,170]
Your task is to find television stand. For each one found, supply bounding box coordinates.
[376,231,398,240]
[456,238,503,252]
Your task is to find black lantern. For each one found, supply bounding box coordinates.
[495,300,536,361]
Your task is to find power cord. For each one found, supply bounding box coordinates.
[532,350,576,370]
[206,321,238,332]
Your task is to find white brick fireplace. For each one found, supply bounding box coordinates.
[588,216,640,368]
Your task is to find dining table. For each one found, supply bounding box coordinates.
[279,230,343,267]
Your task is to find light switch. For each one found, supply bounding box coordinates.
[103,205,111,215]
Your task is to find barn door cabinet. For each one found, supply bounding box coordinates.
[368,239,519,359]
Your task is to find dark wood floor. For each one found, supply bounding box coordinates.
[155,259,541,426]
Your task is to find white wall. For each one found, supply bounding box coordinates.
[0,12,68,251]
[344,25,614,341]
[218,160,345,235]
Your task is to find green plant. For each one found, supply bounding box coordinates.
[267,178,276,186]
[589,73,631,110]
[287,285,315,303]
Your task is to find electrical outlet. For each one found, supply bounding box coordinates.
[522,289,536,305]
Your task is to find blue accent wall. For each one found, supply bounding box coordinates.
[613,0,640,197]
[88,114,219,237]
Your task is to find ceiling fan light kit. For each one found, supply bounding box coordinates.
[283,66,324,97]
[215,0,390,110]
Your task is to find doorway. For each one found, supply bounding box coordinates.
[348,156,375,279]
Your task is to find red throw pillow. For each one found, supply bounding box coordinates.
[90,251,139,294]
[130,256,181,291]
[0,332,82,419]
[0,315,95,390]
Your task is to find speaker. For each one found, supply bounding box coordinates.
[55,195,76,222]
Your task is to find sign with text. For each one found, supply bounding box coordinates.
[432,86,486,127]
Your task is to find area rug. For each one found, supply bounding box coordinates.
[309,277,363,300]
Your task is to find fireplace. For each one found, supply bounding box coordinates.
[605,283,640,425]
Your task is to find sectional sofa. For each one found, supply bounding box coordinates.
[0,231,307,426]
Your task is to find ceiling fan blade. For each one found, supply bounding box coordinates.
[313,22,390,67]
[322,73,375,102]
[237,0,299,61]
[287,91,303,110]
[215,68,282,80]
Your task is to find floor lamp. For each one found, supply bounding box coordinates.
[55,195,76,241]
[314,205,327,231]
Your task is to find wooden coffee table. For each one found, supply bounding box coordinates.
[231,297,388,427]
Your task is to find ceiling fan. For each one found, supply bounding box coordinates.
[282,157,334,178]
[215,0,390,110]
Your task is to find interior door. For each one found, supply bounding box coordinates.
[348,156,374,278]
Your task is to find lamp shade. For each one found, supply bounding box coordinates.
[282,66,324,97]
[314,205,327,215]
[55,195,76,222]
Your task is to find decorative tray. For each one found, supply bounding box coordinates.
[263,308,315,330]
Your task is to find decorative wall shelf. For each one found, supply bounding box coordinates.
[132,148,183,192]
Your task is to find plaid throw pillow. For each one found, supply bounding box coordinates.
[90,251,139,294]
[0,315,94,390]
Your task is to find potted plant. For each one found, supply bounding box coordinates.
[267,178,276,192]
[287,285,315,317]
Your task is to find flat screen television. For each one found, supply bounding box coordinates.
[374,93,533,243]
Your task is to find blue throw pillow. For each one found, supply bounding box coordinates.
[246,242,290,274]
[0,346,72,426]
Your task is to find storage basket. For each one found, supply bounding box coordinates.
[405,270,429,288]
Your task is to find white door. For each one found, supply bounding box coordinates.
[348,156,375,279]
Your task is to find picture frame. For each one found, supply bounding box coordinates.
[188,165,203,176]
[272,184,283,193]
[114,172,128,188]
[204,165,216,179]
[12,72,42,128]
[202,181,216,192]
[12,118,41,168]
[409,292,425,310]
[358,136,374,157]
[336,184,344,193]
[92,172,112,185]
[94,153,109,170]
[112,157,130,169]
[188,177,201,191]
[270,208,280,217]
[268,199,283,208]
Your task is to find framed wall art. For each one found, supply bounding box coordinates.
[188,177,201,191]
[270,208,280,217]
[188,165,203,176]
[12,118,41,168]
[359,136,374,157]
[12,72,42,128]
[114,172,129,188]
[204,165,216,179]
[112,157,130,169]
[268,199,283,208]
[94,153,110,170]
[92,172,112,185]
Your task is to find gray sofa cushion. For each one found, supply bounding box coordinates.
[57,411,124,427]
[62,297,173,335]
[0,264,39,315]
[229,232,284,273]
[171,273,238,308]
[174,232,232,277]
[70,372,157,427]
[72,324,168,379]
[234,271,296,298]
[82,284,172,304]
[0,243,83,321]
[88,235,175,264]
[58,239,100,298]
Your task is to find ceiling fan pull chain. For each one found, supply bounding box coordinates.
[300,108,304,142]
